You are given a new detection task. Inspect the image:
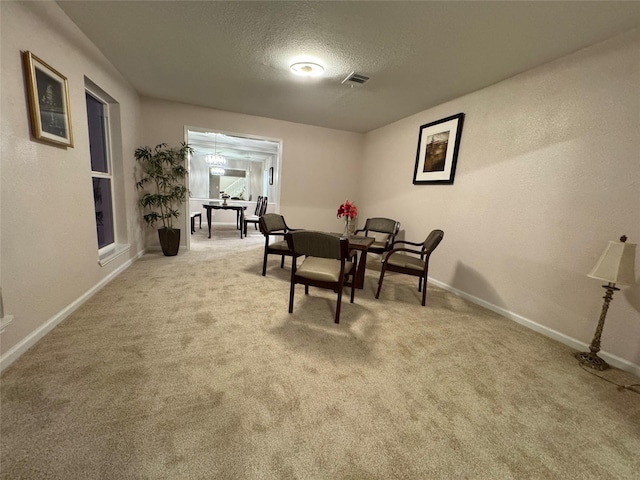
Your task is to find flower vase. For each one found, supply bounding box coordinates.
[343,218,351,239]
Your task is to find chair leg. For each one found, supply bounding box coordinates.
[350,276,355,303]
[375,265,388,299]
[289,281,295,313]
[335,289,343,323]
[421,272,427,306]
[262,251,268,276]
[280,256,285,268]
[304,285,309,295]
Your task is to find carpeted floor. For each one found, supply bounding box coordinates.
[1,224,639,479]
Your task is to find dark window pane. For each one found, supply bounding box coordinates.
[93,177,114,249]
[86,93,107,173]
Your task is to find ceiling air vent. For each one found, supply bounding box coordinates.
[341,72,370,88]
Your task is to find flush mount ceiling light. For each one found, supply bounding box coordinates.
[290,62,324,77]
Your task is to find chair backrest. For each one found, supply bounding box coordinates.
[253,196,264,215]
[287,231,348,260]
[364,217,399,235]
[362,217,401,248]
[422,229,444,256]
[260,213,287,235]
[259,196,268,216]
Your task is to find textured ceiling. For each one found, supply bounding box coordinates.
[57,1,640,133]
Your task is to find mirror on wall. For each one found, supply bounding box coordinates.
[210,168,248,200]
[187,130,279,204]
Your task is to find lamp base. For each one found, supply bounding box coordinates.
[574,351,610,371]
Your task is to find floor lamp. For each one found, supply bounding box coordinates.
[575,235,637,371]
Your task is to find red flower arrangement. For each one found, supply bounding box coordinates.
[337,200,358,220]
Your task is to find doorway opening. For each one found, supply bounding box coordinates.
[185,127,281,251]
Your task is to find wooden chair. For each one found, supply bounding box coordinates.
[243,196,267,235]
[354,217,401,255]
[286,231,355,324]
[375,229,443,306]
[190,211,202,234]
[258,213,301,276]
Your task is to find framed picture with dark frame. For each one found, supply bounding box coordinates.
[268,166,274,185]
[413,113,464,184]
[22,51,74,147]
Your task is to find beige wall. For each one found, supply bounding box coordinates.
[140,97,363,248]
[360,30,640,371]
[0,2,143,361]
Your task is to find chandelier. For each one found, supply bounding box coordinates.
[206,154,226,168]
[206,133,226,174]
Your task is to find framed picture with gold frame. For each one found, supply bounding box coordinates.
[413,113,464,184]
[22,51,73,147]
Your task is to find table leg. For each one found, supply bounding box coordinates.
[206,208,212,239]
[239,210,245,239]
[354,250,368,289]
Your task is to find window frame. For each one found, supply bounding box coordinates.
[86,89,116,256]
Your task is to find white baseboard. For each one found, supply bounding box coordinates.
[0,248,146,372]
[428,277,640,377]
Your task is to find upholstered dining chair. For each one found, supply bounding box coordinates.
[286,231,355,324]
[375,229,443,306]
[354,217,401,255]
[243,196,267,235]
[258,213,301,276]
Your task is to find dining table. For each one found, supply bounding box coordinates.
[202,201,248,239]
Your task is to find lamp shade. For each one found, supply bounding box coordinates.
[588,238,636,285]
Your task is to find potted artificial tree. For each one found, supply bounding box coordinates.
[135,142,192,256]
